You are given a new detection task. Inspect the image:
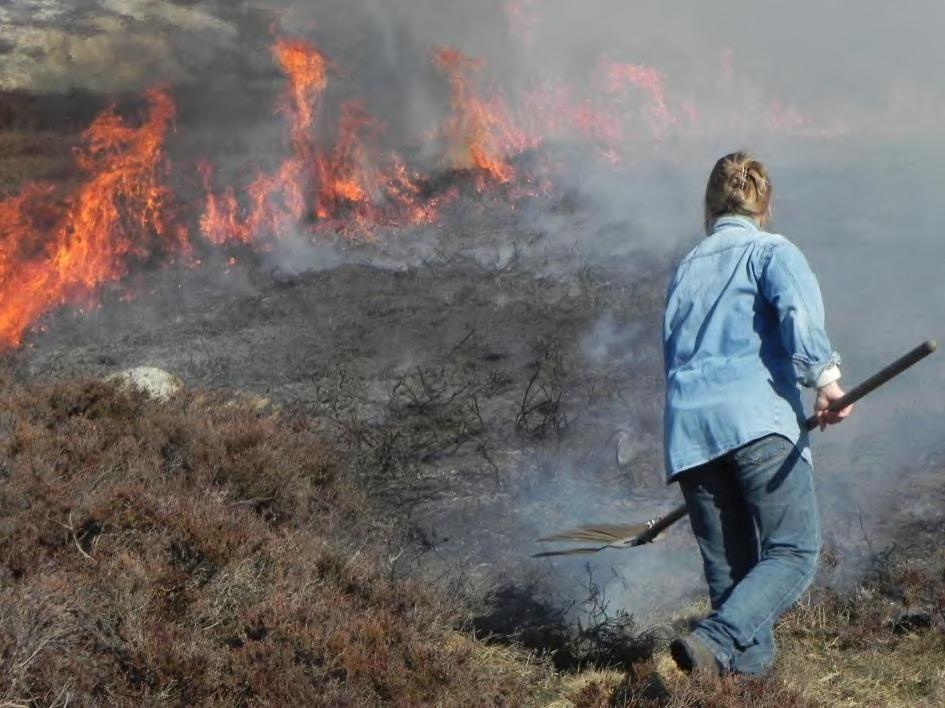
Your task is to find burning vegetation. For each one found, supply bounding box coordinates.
[0,88,182,347]
[0,23,843,351]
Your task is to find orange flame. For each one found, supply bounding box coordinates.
[199,163,250,245]
[201,38,445,241]
[519,81,624,163]
[201,41,315,239]
[199,40,329,244]
[273,38,329,154]
[315,100,381,222]
[0,88,181,347]
[433,47,538,188]
[314,101,446,231]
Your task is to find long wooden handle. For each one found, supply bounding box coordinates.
[656,339,937,542]
[803,340,937,431]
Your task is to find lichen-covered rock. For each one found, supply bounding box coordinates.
[105,366,183,401]
[0,1,236,93]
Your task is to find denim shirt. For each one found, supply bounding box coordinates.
[663,216,840,481]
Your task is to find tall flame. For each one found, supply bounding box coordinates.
[433,47,538,188]
[314,101,446,231]
[273,38,329,153]
[0,88,181,347]
[201,38,444,242]
[315,100,382,223]
[200,39,329,245]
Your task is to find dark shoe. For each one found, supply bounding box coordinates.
[670,634,722,676]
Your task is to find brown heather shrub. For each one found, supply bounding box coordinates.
[0,379,535,706]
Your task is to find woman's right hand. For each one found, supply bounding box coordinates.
[815,381,855,431]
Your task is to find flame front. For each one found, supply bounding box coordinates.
[200,39,329,244]
[0,29,847,349]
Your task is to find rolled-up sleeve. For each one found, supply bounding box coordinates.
[760,241,841,388]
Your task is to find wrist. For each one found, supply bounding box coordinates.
[815,363,842,389]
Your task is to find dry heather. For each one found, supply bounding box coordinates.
[0,379,541,705]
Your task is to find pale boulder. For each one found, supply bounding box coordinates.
[106,367,183,402]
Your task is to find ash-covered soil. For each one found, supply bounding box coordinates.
[8,219,711,621]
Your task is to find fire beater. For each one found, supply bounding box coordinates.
[536,339,937,556]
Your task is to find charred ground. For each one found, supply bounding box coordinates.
[10,205,687,603]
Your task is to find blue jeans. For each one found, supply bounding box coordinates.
[677,434,820,675]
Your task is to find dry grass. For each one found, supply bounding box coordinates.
[775,546,945,707]
[547,536,945,707]
[555,654,818,708]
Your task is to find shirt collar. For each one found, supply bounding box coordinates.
[711,215,759,234]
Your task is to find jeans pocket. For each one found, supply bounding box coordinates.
[735,434,792,467]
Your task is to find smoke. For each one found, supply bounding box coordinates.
[3,0,944,621]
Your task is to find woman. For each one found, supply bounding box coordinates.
[663,152,853,676]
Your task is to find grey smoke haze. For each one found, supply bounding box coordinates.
[5,1,945,137]
[3,0,943,615]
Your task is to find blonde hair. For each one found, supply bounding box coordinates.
[704,151,772,233]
